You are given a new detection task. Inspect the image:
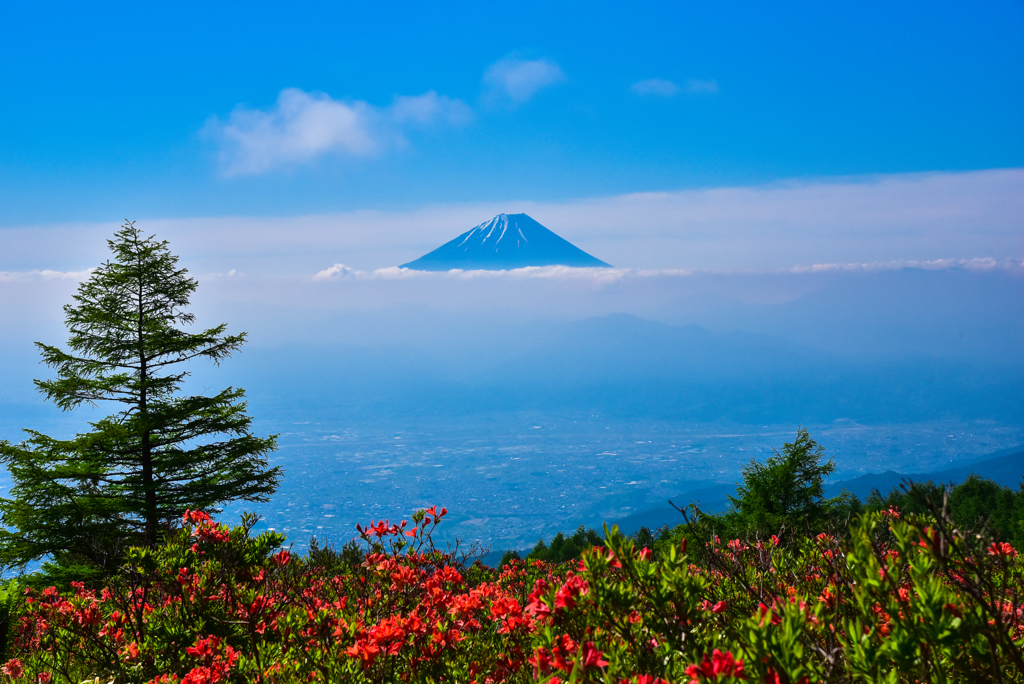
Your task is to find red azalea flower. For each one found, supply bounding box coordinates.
[182,509,212,525]
[685,649,746,682]
[346,639,381,665]
[390,565,419,591]
[581,641,609,669]
[1,659,24,678]
[988,541,1019,558]
[529,648,553,676]
[757,603,782,626]
[528,581,552,618]
[880,506,900,519]
[554,574,589,610]
[490,596,523,619]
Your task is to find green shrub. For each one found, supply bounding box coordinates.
[0,499,1020,683]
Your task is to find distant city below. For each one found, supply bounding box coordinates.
[400,213,611,271]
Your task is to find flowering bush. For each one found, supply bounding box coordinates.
[1,502,1021,683]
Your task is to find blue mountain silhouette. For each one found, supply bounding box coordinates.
[400,213,611,271]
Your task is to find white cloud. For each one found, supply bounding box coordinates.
[482,56,565,106]
[4,171,1021,352]
[204,89,378,176]
[685,79,719,94]
[0,268,94,282]
[631,79,679,97]
[203,87,472,176]
[391,91,473,126]
[309,258,1024,283]
[312,263,358,280]
[5,170,1021,275]
[631,78,718,97]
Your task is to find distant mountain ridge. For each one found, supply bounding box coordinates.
[400,213,611,271]
[820,446,1024,501]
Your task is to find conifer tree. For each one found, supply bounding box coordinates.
[0,221,280,580]
[726,427,852,535]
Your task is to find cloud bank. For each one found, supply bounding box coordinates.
[0,268,94,282]
[310,258,1024,283]
[3,172,1020,363]
[203,88,472,175]
[4,169,1021,277]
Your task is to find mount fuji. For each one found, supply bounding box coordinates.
[400,213,612,271]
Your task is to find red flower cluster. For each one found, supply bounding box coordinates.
[173,636,239,684]
[554,574,589,610]
[1,660,24,678]
[685,649,746,682]
[3,504,1021,683]
[989,541,1019,559]
[183,509,230,544]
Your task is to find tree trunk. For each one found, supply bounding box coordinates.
[138,275,158,547]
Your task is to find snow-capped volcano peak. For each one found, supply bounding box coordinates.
[456,214,529,250]
[459,214,524,247]
[401,213,611,271]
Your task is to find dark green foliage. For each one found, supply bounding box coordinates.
[655,429,863,553]
[950,474,1024,547]
[498,549,522,567]
[527,429,858,563]
[652,427,1024,560]
[867,474,1024,549]
[0,580,18,661]
[528,525,603,563]
[0,222,281,582]
[515,431,1024,568]
[724,427,856,536]
[526,525,666,564]
[632,526,657,553]
[305,537,366,574]
[633,525,676,561]
[865,480,947,517]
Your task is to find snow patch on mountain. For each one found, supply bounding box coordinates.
[399,213,612,271]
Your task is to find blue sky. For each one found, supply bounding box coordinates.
[2,2,1023,547]
[1,0,1022,225]
[0,0,1021,367]
[1,1,1022,470]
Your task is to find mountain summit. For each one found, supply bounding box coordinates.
[400,213,612,271]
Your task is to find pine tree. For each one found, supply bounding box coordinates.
[726,427,851,535]
[0,221,280,580]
